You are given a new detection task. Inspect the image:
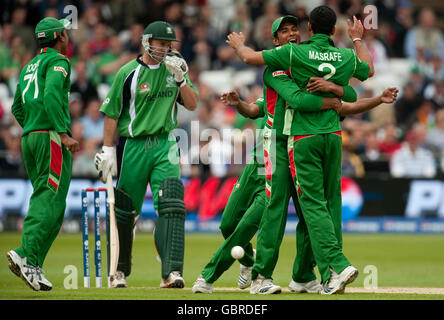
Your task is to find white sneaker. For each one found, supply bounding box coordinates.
[192,275,214,293]
[6,250,40,291]
[238,249,255,289]
[321,266,358,295]
[288,279,323,293]
[111,270,128,288]
[250,275,281,295]
[36,267,53,291]
[160,271,185,288]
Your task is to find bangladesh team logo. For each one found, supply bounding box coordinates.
[138,83,151,93]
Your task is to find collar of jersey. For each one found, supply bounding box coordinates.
[137,54,161,69]
[40,47,63,55]
[303,33,336,47]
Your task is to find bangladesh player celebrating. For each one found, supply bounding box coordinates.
[95,21,198,288]
[193,15,358,294]
[227,6,375,294]
[7,17,79,291]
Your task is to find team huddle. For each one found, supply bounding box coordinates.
[6,6,398,295]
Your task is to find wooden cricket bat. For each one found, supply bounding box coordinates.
[106,174,119,284]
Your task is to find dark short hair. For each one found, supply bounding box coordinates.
[39,37,58,48]
[309,5,337,35]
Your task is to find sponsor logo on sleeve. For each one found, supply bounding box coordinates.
[272,70,286,77]
[54,66,67,77]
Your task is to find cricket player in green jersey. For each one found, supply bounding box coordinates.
[192,15,359,294]
[7,17,79,291]
[227,6,375,294]
[95,21,198,288]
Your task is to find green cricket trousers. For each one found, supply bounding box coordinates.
[288,132,350,283]
[14,130,72,268]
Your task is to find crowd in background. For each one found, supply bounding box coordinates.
[1,0,444,179]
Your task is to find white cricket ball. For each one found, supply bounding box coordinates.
[231,246,245,260]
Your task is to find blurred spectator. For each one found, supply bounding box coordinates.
[404,7,444,62]
[72,138,100,177]
[394,82,424,132]
[228,2,253,41]
[425,109,444,156]
[71,60,99,105]
[360,128,389,174]
[79,99,104,148]
[96,35,135,86]
[252,0,279,50]
[342,148,365,178]
[379,123,402,160]
[71,42,100,85]
[0,35,26,89]
[88,23,111,57]
[416,100,435,129]
[69,93,85,123]
[10,7,36,54]
[0,125,24,175]
[390,129,436,178]
[122,23,144,54]
[188,24,213,71]
[363,29,389,73]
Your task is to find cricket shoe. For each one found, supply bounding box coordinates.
[192,275,214,293]
[321,266,359,295]
[238,249,255,289]
[36,267,53,291]
[288,279,323,293]
[6,250,40,291]
[161,271,185,288]
[250,275,281,295]
[111,270,128,288]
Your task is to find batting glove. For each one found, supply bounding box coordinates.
[94,146,117,183]
[164,55,188,85]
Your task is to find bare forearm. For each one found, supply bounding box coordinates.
[103,116,118,146]
[235,45,265,65]
[236,101,260,118]
[354,40,375,77]
[180,84,199,111]
[341,96,382,115]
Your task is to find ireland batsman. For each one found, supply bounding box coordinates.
[7,17,79,291]
[95,21,198,288]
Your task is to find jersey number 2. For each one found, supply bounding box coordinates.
[318,63,336,80]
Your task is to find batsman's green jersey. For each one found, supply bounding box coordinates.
[11,46,72,267]
[262,33,368,135]
[100,57,197,137]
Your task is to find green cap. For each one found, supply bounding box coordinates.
[143,21,179,42]
[35,17,70,44]
[271,15,299,37]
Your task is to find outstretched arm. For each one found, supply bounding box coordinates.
[226,32,265,65]
[220,91,261,118]
[341,87,398,116]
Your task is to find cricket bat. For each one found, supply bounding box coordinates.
[106,173,119,284]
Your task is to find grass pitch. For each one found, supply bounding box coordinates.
[1,232,444,300]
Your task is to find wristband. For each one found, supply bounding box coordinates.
[176,79,186,88]
[352,38,362,42]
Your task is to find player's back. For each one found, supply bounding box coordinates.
[16,47,71,135]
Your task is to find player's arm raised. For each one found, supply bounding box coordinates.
[221,91,261,118]
[340,87,398,116]
[226,32,265,65]
[348,16,375,77]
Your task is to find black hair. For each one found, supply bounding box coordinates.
[38,37,58,48]
[309,5,336,35]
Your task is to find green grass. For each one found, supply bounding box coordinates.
[1,232,444,300]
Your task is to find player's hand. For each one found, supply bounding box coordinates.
[94,146,117,183]
[306,77,334,93]
[322,97,342,114]
[226,32,246,50]
[220,91,241,107]
[347,16,364,40]
[164,55,188,83]
[60,133,80,153]
[380,87,399,103]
